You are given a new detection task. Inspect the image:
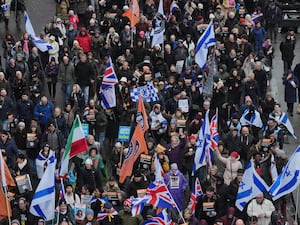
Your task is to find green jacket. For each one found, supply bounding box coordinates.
[58,62,76,84]
[119,210,144,225]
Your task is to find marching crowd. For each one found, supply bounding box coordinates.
[0,0,300,224]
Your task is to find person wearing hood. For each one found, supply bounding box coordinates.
[126,170,149,197]
[221,207,237,225]
[76,27,92,53]
[48,36,60,64]
[164,163,188,211]
[215,150,243,185]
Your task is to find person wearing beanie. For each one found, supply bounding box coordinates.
[119,199,144,225]
[215,148,243,185]
[126,170,149,198]
[164,163,188,211]
[80,208,98,225]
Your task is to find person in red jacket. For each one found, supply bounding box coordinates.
[76,27,92,53]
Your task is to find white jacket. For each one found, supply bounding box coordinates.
[247,198,275,225]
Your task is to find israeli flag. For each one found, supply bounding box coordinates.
[235,160,269,211]
[240,108,263,128]
[195,21,216,69]
[269,146,300,201]
[278,112,297,139]
[30,154,56,221]
[24,11,53,52]
[193,110,210,174]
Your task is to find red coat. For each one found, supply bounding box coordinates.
[76,27,91,53]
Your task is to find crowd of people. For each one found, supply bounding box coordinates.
[0,0,300,224]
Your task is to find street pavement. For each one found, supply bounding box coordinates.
[1,0,300,220]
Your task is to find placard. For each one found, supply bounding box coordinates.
[81,195,93,209]
[175,60,184,74]
[75,203,86,221]
[106,192,119,206]
[178,99,189,113]
[81,123,89,138]
[137,189,147,198]
[176,119,187,128]
[118,126,131,142]
[170,176,179,189]
[15,174,33,193]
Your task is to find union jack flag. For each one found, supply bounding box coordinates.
[97,208,118,221]
[101,57,118,86]
[188,177,203,214]
[142,210,175,225]
[100,57,119,109]
[146,180,177,208]
[207,110,219,166]
[131,181,177,216]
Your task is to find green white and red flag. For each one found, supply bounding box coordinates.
[59,115,88,178]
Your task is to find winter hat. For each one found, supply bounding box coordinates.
[189,135,196,141]
[11,220,20,225]
[86,209,94,216]
[18,122,25,128]
[85,158,93,165]
[230,151,239,159]
[170,163,178,170]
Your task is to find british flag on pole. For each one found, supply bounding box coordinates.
[188,177,203,214]
[131,180,177,216]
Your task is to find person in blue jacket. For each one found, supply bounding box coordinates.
[34,96,54,133]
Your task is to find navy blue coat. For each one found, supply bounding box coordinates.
[283,75,299,103]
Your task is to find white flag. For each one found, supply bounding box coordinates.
[151,0,165,47]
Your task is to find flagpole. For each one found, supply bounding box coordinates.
[296,186,299,224]
[3,186,11,225]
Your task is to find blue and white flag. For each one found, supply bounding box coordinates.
[24,11,53,52]
[269,146,300,201]
[30,154,56,221]
[100,57,118,109]
[193,110,210,174]
[235,160,269,211]
[24,11,36,38]
[195,21,216,69]
[278,112,296,139]
[151,0,165,47]
[240,108,263,128]
[130,82,159,102]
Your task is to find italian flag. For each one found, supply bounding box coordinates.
[59,115,88,178]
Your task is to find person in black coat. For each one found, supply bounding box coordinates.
[283,70,299,116]
[16,92,34,130]
[75,54,96,104]
[195,186,219,225]
[0,130,18,169]
[280,34,296,74]
[78,158,102,192]
[14,153,31,176]
[126,170,149,198]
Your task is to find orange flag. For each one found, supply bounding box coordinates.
[136,95,149,133]
[122,0,140,27]
[0,154,16,220]
[119,124,148,183]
